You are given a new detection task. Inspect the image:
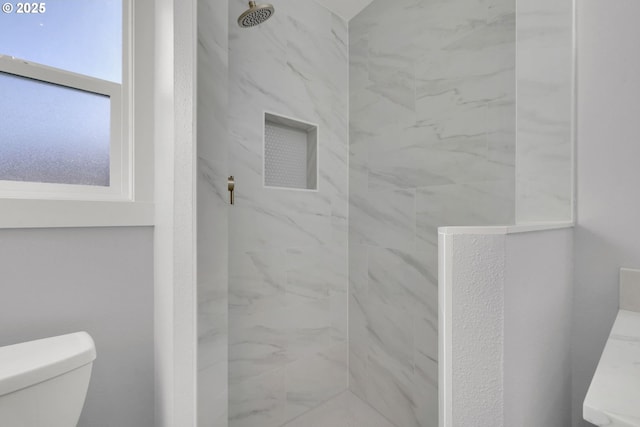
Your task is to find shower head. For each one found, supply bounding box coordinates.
[238,1,275,28]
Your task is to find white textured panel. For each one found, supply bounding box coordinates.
[450,233,506,427]
[265,121,316,190]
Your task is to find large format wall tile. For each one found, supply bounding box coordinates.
[199,368,229,426]
[285,343,349,420]
[349,0,516,425]
[229,307,291,385]
[285,245,348,303]
[416,180,515,252]
[229,250,287,316]
[198,0,229,425]
[366,352,421,427]
[350,189,416,251]
[228,0,349,425]
[516,0,573,222]
[229,369,286,427]
[413,349,439,426]
[282,391,396,427]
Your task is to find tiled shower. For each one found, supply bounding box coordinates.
[197,0,573,426]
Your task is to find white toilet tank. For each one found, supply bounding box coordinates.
[0,332,96,427]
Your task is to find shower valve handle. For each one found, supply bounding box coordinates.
[228,176,235,205]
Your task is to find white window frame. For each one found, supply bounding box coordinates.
[0,0,154,228]
[0,58,127,200]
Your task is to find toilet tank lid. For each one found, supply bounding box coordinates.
[0,332,96,396]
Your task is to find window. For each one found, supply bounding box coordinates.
[0,0,154,227]
[0,60,120,193]
[0,0,122,82]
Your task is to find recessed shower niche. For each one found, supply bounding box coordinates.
[264,112,318,190]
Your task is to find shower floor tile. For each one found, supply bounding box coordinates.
[283,391,396,427]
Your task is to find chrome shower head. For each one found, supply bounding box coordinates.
[238,1,275,28]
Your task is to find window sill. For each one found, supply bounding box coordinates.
[0,199,154,228]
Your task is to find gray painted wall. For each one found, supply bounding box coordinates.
[504,229,573,427]
[572,1,640,426]
[0,227,154,427]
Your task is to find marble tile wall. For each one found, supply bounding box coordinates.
[349,0,516,425]
[197,0,229,426]
[516,0,574,222]
[227,0,349,425]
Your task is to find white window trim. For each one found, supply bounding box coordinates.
[0,0,154,228]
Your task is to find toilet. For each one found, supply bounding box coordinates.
[0,332,96,427]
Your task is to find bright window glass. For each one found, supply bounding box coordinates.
[0,72,111,186]
[0,0,122,83]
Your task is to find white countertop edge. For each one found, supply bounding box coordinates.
[584,408,640,427]
[438,222,574,236]
[583,310,640,427]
